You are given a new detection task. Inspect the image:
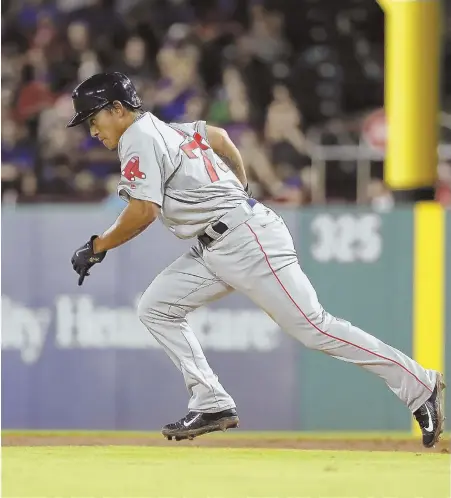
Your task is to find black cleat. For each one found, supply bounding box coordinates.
[414,373,446,448]
[162,408,239,441]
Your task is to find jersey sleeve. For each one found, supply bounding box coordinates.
[117,134,165,206]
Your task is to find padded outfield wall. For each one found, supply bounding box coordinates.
[1,204,449,431]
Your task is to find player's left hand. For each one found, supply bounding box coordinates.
[71,235,107,286]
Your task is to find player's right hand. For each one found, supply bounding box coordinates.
[71,235,107,286]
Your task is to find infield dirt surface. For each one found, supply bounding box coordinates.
[3,431,450,453]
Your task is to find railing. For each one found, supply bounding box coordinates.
[308,142,451,203]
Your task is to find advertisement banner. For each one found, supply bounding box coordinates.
[1,206,301,430]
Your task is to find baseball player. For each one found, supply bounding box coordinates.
[68,72,445,447]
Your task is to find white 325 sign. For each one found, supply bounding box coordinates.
[311,214,382,263]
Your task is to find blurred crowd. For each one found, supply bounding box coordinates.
[2,0,451,208]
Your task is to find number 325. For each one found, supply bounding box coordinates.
[311,214,382,263]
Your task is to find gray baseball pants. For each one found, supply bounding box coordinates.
[138,201,436,414]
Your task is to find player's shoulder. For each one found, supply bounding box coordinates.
[118,112,160,159]
[168,120,208,141]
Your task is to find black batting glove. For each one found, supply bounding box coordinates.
[71,235,107,286]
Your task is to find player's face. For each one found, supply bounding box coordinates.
[88,109,123,150]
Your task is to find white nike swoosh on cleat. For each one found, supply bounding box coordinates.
[183,414,201,428]
[424,405,434,432]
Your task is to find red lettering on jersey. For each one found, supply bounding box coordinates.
[122,156,146,182]
[177,129,219,182]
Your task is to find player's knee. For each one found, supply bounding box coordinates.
[300,307,331,340]
[302,307,338,338]
[137,287,161,323]
[306,308,324,327]
[137,286,184,324]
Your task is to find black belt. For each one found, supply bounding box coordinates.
[198,198,257,246]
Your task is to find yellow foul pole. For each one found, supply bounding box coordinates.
[378,0,442,200]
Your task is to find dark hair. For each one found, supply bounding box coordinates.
[104,101,142,113]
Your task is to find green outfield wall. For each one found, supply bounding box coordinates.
[296,205,449,431]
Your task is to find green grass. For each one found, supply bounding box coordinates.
[2,446,450,498]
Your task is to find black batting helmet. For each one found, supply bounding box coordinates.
[66,72,142,128]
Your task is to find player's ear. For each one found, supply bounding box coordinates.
[112,100,125,117]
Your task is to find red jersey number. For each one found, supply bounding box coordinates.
[177,130,219,183]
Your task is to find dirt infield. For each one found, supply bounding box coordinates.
[3,433,450,453]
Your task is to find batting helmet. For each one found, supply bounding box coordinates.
[66,72,142,128]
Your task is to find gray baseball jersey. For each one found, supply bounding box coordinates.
[117,112,248,239]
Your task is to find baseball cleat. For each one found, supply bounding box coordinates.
[413,372,446,448]
[162,408,239,441]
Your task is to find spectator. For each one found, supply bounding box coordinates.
[31,12,58,50]
[180,94,208,123]
[436,162,451,208]
[19,170,39,201]
[38,93,82,159]
[153,44,200,122]
[246,5,289,65]
[15,62,54,129]
[73,170,99,199]
[238,129,285,200]
[77,49,101,81]
[2,119,35,172]
[67,20,90,53]
[207,64,251,126]
[42,155,75,196]
[114,36,154,86]
[264,84,311,175]
[1,164,21,203]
